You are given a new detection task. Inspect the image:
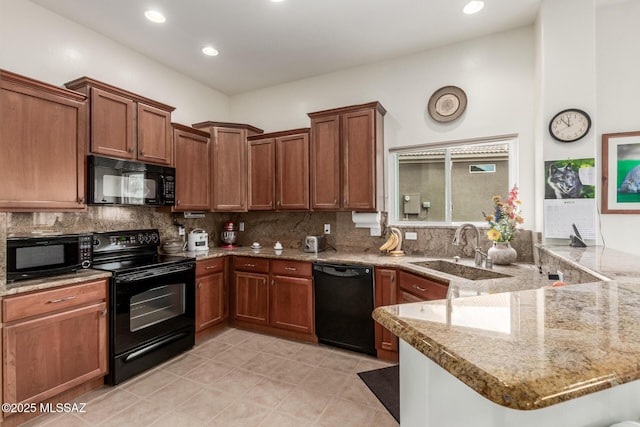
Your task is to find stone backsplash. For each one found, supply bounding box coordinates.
[0,207,537,286]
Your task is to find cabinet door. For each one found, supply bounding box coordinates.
[374,268,398,354]
[248,138,275,210]
[342,108,376,211]
[90,87,135,159]
[0,73,87,211]
[174,127,210,211]
[212,127,247,211]
[3,302,107,405]
[310,115,341,210]
[233,271,269,325]
[196,271,225,331]
[137,102,173,165]
[276,133,310,210]
[270,275,314,334]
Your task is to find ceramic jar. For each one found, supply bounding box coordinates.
[487,241,517,265]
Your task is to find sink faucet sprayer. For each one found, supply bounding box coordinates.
[452,223,490,268]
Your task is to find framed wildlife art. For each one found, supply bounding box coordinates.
[602,131,640,214]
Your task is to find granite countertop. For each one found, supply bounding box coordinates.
[1,269,112,296]
[373,245,640,410]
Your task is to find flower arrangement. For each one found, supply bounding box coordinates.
[483,185,523,242]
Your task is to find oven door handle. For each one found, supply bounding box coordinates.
[123,331,190,363]
[116,263,195,283]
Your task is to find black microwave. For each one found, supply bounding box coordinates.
[88,155,175,206]
[6,233,93,283]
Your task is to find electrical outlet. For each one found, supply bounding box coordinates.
[405,232,418,240]
[324,224,331,234]
[178,226,185,236]
[239,222,245,232]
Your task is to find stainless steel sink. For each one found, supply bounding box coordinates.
[409,260,512,281]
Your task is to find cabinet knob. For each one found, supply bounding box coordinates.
[78,197,85,204]
[128,147,134,153]
[140,150,145,156]
[101,308,107,317]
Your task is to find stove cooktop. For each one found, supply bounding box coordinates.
[91,229,193,275]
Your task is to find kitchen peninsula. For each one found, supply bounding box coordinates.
[373,245,640,427]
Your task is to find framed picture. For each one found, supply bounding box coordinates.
[602,131,640,214]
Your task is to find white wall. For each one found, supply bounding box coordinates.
[596,0,640,255]
[0,0,229,125]
[230,27,537,229]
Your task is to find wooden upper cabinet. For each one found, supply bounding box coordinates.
[248,128,310,211]
[172,123,211,211]
[276,130,310,210]
[192,121,263,212]
[308,102,385,212]
[0,69,87,211]
[309,115,341,210]
[65,77,175,166]
[137,103,172,165]
[89,87,134,158]
[248,138,275,210]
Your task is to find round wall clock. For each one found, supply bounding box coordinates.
[549,108,591,142]
[428,86,467,123]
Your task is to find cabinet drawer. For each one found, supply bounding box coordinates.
[3,279,108,323]
[398,271,448,301]
[271,260,312,277]
[233,256,270,273]
[196,257,225,276]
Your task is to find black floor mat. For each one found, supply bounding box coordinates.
[357,364,399,423]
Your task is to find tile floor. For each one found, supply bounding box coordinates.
[22,327,399,427]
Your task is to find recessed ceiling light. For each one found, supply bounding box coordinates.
[202,46,219,57]
[463,1,485,15]
[144,10,166,23]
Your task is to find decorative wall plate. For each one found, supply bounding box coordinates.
[428,86,467,123]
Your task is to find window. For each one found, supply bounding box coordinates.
[388,135,517,224]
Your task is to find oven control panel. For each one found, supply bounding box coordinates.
[93,229,160,253]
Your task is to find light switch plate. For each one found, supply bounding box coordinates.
[405,232,418,240]
[239,222,245,232]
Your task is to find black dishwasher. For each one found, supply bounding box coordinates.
[313,262,376,356]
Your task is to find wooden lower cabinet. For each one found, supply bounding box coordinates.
[270,260,314,335]
[398,270,449,302]
[374,268,399,362]
[195,258,227,332]
[2,279,108,411]
[231,257,314,340]
[232,257,270,325]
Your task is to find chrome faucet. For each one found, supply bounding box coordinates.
[452,223,487,267]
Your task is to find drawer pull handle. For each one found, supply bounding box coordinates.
[413,285,427,292]
[47,296,76,304]
[205,265,218,270]
[284,267,297,271]
[245,263,256,267]
[198,282,202,289]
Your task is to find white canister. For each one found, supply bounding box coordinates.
[187,228,209,251]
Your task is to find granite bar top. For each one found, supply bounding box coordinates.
[373,245,640,410]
